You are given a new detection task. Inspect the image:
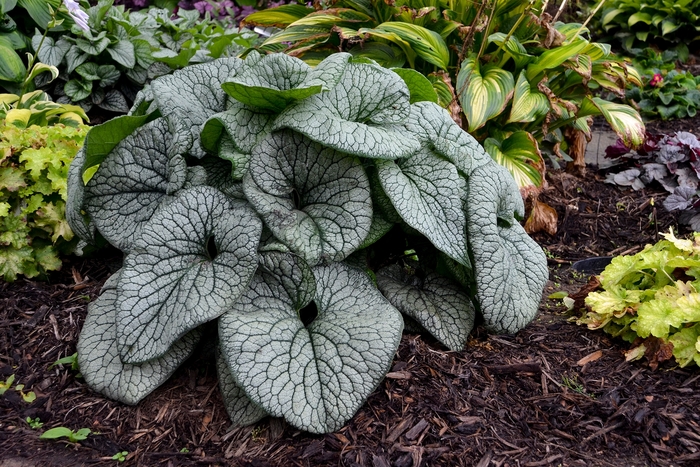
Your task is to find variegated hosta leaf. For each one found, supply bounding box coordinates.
[376,264,475,351]
[484,131,544,188]
[243,130,372,265]
[375,146,470,267]
[580,97,645,148]
[200,99,276,162]
[507,71,549,124]
[219,258,403,433]
[273,62,420,159]
[456,54,515,132]
[77,272,201,405]
[152,58,244,159]
[465,162,548,333]
[221,52,350,112]
[215,349,267,426]
[404,101,493,176]
[117,186,262,363]
[83,118,183,252]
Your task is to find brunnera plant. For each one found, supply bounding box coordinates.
[67,52,548,433]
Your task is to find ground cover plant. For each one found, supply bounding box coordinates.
[578,229,700,369]
[242,0,645,191]
[66,52,548,434]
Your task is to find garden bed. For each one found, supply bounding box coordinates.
[1,119,700,467]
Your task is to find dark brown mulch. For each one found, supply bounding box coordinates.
[2,117,700,467]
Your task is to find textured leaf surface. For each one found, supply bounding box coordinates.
[465,162,548,333]
[215,349,267,426]
[77,272,201,405]
[65,147,94,243]
[243,130,372,265]
[83,118,178,251]
[376,146,469,266]
[274,62,420,159]
[376,264,475,351]
[200,100,275,157]
[219,260,403,433]
[152,58,244,159]
[117,186,262,363]
[404,102,492,176]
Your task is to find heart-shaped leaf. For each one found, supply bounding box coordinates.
[507,71,549,124]
[457,54,515,132]
[200,100,276,158]
[274,62,420,159]
[219,259,403,433]
[375,146,470,266]
[243,130,372,265]
[116,186,262,363]
[77,271,201,405]
[376,264,475,351]
[465,162,548,333]
[83,117,182,251]
[484,131,543,188]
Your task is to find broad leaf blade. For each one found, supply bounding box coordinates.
[243,130,372,265]
[219,260,403,433]
[457,55,515,132]
[215,349,267,426]
[507,71,549,124]
[77,272,201,405]
[117,186,262,363]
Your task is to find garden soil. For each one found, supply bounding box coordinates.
[2,117,700,467]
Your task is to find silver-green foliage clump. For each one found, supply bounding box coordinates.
[66,52,548,434]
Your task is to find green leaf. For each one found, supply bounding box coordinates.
[243,130,372,266]
[376,264,475,351]
[33,36,71,67]
[241,4,315,28]
[97,90,128,113]
[465,162,548,333]
[484,131,543,188]
[669,323,700,367]
[152,57,245,159]
[65,45,88,74]
[628,12,652,26]
[17,0,57,29]
[151,47,197,69]
[390,68,438,104]
[64,79,92,102]
[106,39,136,68]
[0,41,25,82]
[371,22,450,70]
[221,52,350,112]
[456,54,515,132]
[77,272,202,405]
[274,61,420,159]
[349,42,405,68]
[525,39,588,82]
[40,427,74,440]
[376,146,469,266]
[507,71,549,124]
[219,260,403,433]
[579,97,645,148]
[116,186,262,363]
[76,36,111,56]
[82,118,176,251]
[200,101,275,158]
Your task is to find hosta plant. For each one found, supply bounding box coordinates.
[578,230,700,368]
[67,52,548,433]
[242,0,645,191]
[605,131,700,230]
[0,121,87,281]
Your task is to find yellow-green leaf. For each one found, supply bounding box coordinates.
[5,108,31,128]
[457,54,514,132]
[242,4,315,28]
[372,22,450,70]
[525,39,588,82]
[579,97,645,148]
[484,131,542,188]
[507,71,548,123]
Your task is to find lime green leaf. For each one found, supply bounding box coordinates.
[670,324,700,367]
[0,166,27,191]
[507,71,549,124]
[0,246,34,282]
[242,4,315,28]
[628,12,652,26]
[457,54,515,132]
[5,108,31,128]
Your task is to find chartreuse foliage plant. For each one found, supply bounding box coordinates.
[67,53,548,434]
[0,121,87,281]
[579,230,700,368]
[242,0,645,189]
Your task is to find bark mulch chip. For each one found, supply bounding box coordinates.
[3,116,700,466]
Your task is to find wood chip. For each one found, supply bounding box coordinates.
[404,419,430,441]
[577,350,603,366]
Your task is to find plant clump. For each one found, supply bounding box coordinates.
[67,52,548,434]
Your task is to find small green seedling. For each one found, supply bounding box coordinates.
[14,384,37,403]
[26,417,44,429]
[40,427,92,443]
[0,375,15,395]
[111,451,128,462]
[50,352,80,371]
[179,448,189,453]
